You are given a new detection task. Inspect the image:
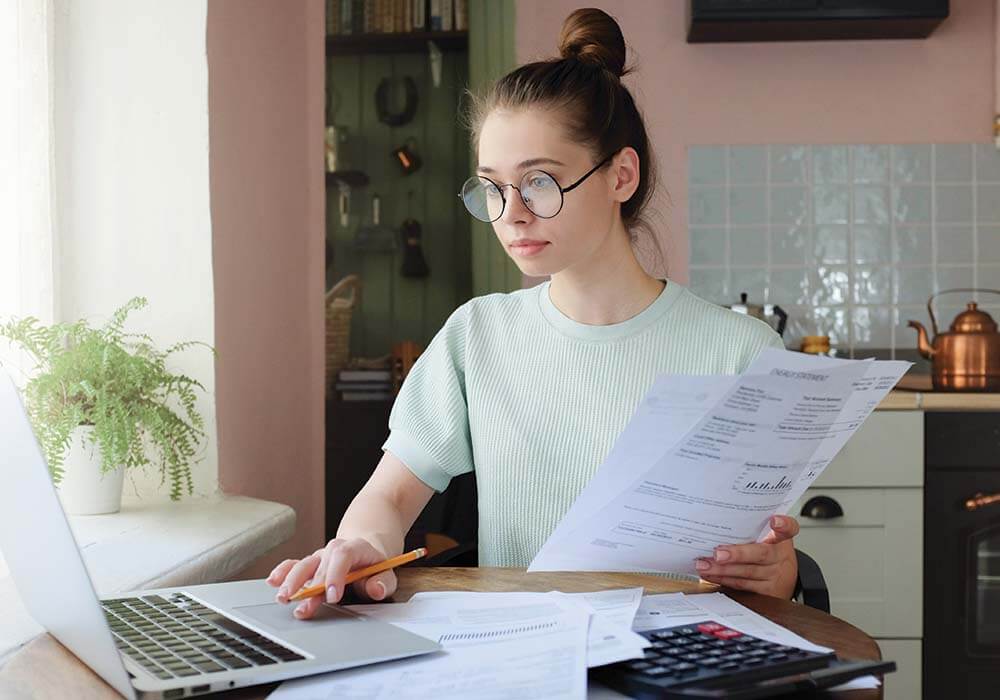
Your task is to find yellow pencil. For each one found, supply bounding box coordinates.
[287,547,427,602]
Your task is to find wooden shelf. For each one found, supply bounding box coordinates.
[326,30,468,56]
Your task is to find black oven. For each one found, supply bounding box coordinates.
[924,411,1000,698]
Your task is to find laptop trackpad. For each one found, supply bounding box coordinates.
[232,602,357,632]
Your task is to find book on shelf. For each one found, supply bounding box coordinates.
[328,0,466,36]
[339,0,351,34]
[413,0,426,32]
[326,0,336,35]
[354,0,365,33]
[429,0,441,31]
[441,0,453,31]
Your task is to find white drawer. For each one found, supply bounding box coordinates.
[876,639,921,700]
[815,412,923,488]
[791,487,922,637]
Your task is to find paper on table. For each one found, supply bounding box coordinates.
[530,349,911,576]
[564,588,649,666]
[407,589,649,667]
[267,592,591,700]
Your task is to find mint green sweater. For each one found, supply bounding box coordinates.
[382,279,784,567]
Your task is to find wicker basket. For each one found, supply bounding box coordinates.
[325,274,362,398]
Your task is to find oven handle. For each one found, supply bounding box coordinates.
[964,492,1000,512]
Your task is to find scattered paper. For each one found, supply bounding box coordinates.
[395,589,649,668]
[268,592,591,700]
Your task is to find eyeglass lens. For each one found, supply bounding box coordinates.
[461,170,563,222]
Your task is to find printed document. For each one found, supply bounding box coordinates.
[530,349,910,575]
[267,591,592,699]
[410,588,649,667]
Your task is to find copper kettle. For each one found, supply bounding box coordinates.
[907,288,1000,391]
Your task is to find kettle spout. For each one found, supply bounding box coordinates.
[907,320,936,359]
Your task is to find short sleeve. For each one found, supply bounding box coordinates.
[381,303,474,493]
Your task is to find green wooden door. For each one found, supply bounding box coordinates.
[327,48,472,357]
[468,0,522,296]
[326,1,519,360]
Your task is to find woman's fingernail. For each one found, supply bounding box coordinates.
[277,586,289,602]
[375,581,387,600]
[715,548,731,562]
[695,559,711,571]
[772,516,785,528]
[327,585,337,604]
[294,604,306,617]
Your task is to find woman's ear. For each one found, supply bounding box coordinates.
[609,146,640,204]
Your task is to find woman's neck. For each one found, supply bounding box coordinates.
[547,229,666,326]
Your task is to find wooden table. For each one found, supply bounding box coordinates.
[0,568,883,699]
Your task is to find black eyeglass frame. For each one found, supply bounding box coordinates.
[457,153,614,222]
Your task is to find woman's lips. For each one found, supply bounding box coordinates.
[510,241,549,257]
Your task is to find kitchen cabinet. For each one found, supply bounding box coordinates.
[791,410,923,700]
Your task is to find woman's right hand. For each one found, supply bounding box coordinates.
[266,537,398,620]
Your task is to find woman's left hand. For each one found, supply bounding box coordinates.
[694,515,799,599]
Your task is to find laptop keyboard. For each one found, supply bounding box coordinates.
[101,592,305,680]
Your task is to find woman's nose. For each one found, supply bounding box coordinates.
[500,185,533,224]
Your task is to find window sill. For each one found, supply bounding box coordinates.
[0,493,295,664]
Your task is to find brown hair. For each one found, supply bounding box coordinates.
[464,8,662,263]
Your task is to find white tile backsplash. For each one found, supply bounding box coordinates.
[729,146,768,184]
[851,145,890,183]
[688,143,1000,357]
[813,145,848,183]
[730,227,768,266]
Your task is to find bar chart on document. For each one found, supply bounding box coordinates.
[732,467,793,496]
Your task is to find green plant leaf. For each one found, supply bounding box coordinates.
[0,299,213,499]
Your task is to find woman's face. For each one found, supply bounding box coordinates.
[475,108,628,278]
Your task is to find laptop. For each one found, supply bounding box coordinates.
[0,371,440,699]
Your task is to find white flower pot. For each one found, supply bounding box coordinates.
[56,426,125,515]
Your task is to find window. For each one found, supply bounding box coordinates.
[0,0,57,378]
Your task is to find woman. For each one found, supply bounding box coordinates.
[269,8,800,619]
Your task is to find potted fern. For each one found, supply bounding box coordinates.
[0,297,214,514]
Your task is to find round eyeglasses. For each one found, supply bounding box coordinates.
[458,154,613,223]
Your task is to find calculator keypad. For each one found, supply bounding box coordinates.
[596,619,836,695]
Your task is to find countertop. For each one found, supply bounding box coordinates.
[877,374,1000,410]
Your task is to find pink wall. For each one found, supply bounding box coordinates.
[515,0,996,284]
[207,0,326,580]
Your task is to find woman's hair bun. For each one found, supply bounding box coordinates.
[557,8,628,79]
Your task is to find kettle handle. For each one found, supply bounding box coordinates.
[926,288,1000,336]
[771,305,788,337]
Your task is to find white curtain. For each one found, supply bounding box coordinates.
[0,0,58,381]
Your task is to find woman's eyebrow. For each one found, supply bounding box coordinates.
[477,158,566,175]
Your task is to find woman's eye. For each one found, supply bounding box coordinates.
[485,184,501,196]
[529,177,549,189]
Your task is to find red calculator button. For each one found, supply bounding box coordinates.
[697,623,724,633]
[713,629,743,640]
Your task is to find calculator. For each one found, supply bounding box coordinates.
[590,621,896,699]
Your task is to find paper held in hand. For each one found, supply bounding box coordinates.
[529,348,911,576]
